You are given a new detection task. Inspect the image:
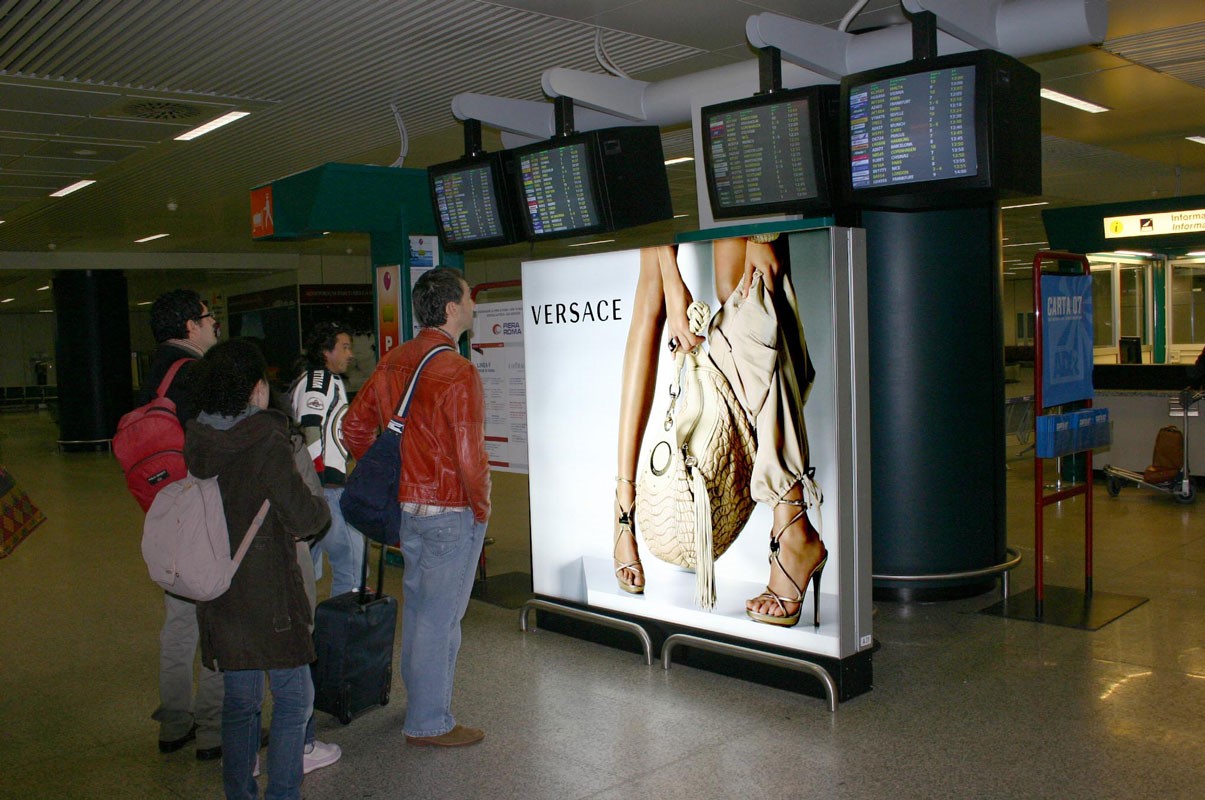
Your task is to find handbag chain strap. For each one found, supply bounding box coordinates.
[661,301,713,433]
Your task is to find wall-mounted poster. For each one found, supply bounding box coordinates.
[523,227,872,659]
[375,265,401,357]
[1040,273,1094,408]
[471,301,527,474]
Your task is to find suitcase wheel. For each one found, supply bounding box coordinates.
[380,669,391,706]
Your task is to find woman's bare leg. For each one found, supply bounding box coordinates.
[713,237,826,621]
[614,247,669,590]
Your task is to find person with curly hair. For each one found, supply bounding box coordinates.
[186,338,331,799]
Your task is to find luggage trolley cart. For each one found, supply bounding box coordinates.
[1103,390,1203,504]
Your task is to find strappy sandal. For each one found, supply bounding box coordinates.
[747,503,827,628]
[613,477,644,594]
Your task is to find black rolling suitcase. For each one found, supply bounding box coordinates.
[311,539,396,724]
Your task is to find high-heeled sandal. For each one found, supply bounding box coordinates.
[613,477,644,594]
[746,504,827,628]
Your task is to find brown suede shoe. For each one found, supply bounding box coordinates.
[404,725,485,748]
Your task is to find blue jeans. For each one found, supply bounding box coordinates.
[311,487,367,596]
[399,508,486,737]
[222,667,313,800]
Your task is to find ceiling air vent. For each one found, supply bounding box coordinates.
[114,101,203,121]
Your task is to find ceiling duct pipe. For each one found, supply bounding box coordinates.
[455,0,1105,142]
[902,0,1107,53]
[747,0,1106,77]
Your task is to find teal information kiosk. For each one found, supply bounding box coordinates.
[250,162,462,343]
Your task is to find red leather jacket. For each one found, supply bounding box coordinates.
[343,328,491,522]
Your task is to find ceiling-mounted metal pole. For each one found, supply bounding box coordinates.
[554,95,575,137]
[912,10,938,61]
[757,45,783,95]
[463,118,484,158]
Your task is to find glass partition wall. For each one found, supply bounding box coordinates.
[1090,256,1155,364]
[1168,256,1205,364]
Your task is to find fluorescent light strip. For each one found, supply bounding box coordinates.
[37,285,49,291]
[1,298,13,304]
[50,179,96,197]
[1003,240,1049,248]
[567,239,615,247]
[673,213,689,219]
[1186,251,1205,257]
[663,156,694,165]
[1187,136,1205,146]
[1114,250,1154,257]
[175,111,250,141]
[1001,201,1049,210]
[134,233,170,243]
[136,300,152,306]
[1040,88,1109,113]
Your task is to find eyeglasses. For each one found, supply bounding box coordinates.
[197,312,215,322]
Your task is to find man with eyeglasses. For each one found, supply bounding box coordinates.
[141,289,223,761]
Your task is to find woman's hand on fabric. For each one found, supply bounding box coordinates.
[742,240,780,295]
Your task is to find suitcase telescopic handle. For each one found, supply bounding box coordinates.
[358,533,387,605]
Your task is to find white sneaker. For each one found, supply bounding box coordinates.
[302,740,342,774]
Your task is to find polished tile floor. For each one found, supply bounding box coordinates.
[2,408,1203,799]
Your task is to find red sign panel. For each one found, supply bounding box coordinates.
[250,185,274,238]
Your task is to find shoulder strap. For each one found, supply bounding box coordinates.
[386,345,454,432]
[156,358,194,399]
[229,498,272,566]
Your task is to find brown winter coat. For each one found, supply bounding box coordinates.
[185,408,330,671]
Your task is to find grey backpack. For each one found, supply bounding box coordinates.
[141,472,270,601]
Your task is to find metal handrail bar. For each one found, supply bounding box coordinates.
[518,598,653,665]
[660,633,838,712]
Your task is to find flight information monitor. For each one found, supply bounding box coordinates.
[428,152,521,250]
[708,96,817,207]
[701,85,838,219]
[848,65,978,189]
[432,164,504,243]
[840,50,1040,209]
[517,141,602,237]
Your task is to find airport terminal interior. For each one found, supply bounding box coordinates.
[2,400,1204,798]
[3,1,1205,799]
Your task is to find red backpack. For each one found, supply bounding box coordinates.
[114,358,193,512]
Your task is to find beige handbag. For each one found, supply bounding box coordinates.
[636,301,757,610]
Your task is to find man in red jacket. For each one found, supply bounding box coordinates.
[343,267,491,747]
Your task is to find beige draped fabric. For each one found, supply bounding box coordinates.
[707,270,814,506]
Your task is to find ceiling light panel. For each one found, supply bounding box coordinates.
[1040,88,1110,113]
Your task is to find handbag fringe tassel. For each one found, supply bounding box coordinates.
[692,466,716,610]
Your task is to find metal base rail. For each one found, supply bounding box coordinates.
[519,599,653,666]
[661,633,838,713]
[872,547,1023,597]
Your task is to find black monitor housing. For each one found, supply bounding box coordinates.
[428,150,522,251]
[511,125,673,241]
[701,84,842,219]
[840,49,1040,210]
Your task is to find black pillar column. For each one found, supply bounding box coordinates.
[864,207,1007,599]
[53,270,132,448]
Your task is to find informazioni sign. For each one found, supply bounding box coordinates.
[1103,208,1205,238]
